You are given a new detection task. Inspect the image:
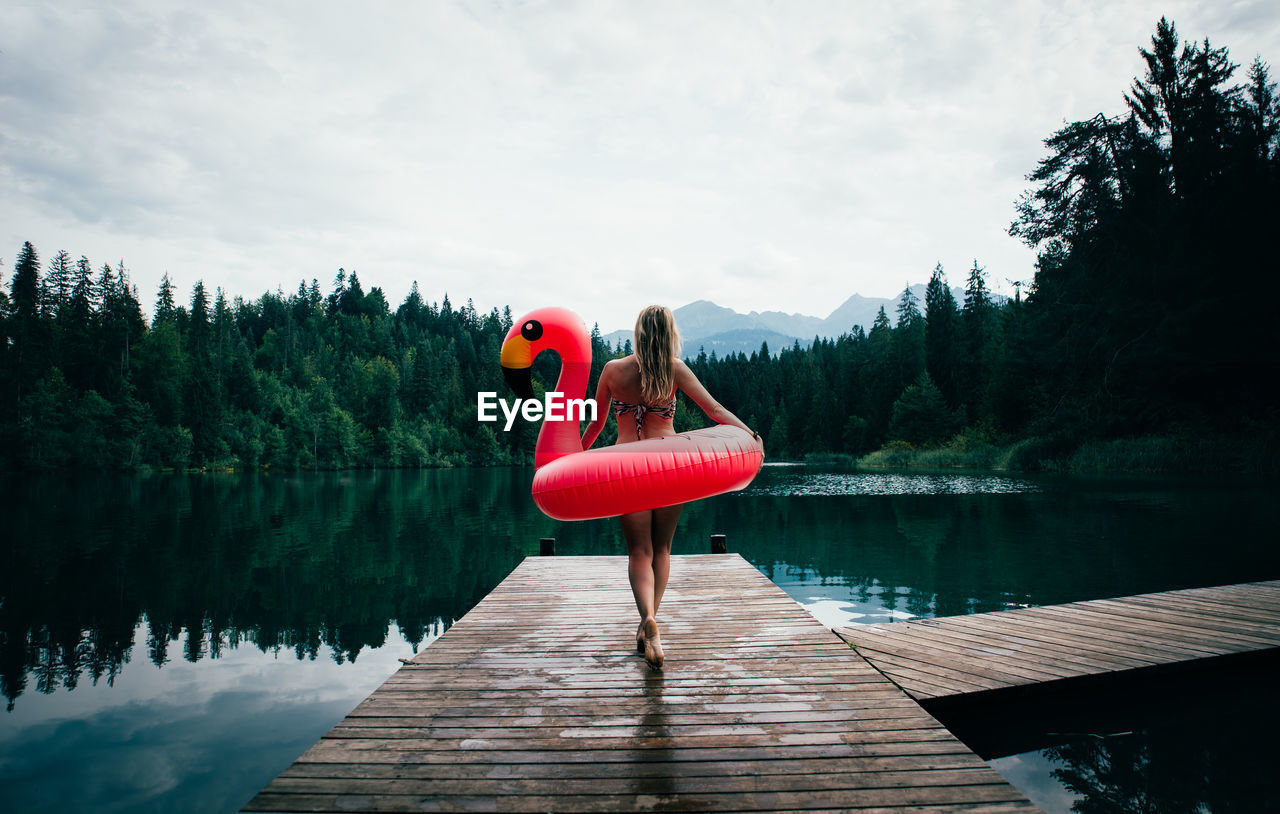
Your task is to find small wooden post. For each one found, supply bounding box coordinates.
[710,534,727,554]
[540,537,556,556]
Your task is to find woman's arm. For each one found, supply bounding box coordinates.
[673,359,757,437]
[580,361,614,450]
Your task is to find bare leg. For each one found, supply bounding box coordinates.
[620,509,663,669]
[620,510,655,622]
[650,504,682,614]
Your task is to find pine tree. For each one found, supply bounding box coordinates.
[1011,18,1280,432]
[893,286,926,392]
[398,281,424,327]
[924,263,960,407]
[7,242,44,403]
[188,280,211,352]
[292,280,312,325]
[114,262,146,385]
[963,260,991,315]
[865,306,897,437]
[10,242,40,321]
[1241,58,1279,163]
[339,271,365,316]
[959,260,999,423]
[45,249,73,320]
[154,273,177,326]
[72,256,93,312]
[134,321,185,427]
[896,285,922,328]
[1126,17,1237,201]
[888,372,961,446]
[64,256,97,390]
[94,262,114,313]
[214,287,233,392]
[183,280,223,464]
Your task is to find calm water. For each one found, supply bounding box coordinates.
[1,466,1277,812]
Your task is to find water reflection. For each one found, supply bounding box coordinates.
[795,596,917,628]
[987,679,1278,813]
[0,621,408,814]
[0,469,550,712]
[709,469,1280,620]
[5,468,1278,711]
[1,466,1277,812]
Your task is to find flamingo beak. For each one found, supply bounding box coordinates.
[500,336,535,400]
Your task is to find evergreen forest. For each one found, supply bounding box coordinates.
[2,19,1277,473]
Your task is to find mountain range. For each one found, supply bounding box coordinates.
[601,284,969,357]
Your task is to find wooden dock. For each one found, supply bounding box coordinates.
[244,554,1038,812]
[834,580,1280,706]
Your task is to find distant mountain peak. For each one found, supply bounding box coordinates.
[600,284,970,357]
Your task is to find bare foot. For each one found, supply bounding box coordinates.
[642,618,663,670]
[636,621,646,653]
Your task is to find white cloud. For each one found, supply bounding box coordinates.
[3,1,1278,331]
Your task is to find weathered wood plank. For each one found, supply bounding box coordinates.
[259,768,1015,797]
[850,628,1075,682]
[855,618,1158,673]
[278,753,985,780]
[244,783,1035,813]
[837,580,1280,701]
[294,733,971,763]
[960,607,1229,657]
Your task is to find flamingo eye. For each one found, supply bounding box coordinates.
[521,320,543,341]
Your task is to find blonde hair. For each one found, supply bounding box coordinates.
[634,305,680,404]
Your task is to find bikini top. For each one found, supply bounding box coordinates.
[611,395,677,437]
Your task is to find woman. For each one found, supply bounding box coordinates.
[580,305,756,670]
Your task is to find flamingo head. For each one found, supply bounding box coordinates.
[500,307,591,399]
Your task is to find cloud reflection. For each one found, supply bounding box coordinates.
[0,622,412,814]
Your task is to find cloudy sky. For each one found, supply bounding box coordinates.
[3,1,1278,333]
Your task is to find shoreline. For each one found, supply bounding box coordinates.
[852,433,1279,477]
[3,432,1275,477]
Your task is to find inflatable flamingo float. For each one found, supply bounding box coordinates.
[500,307,764,521]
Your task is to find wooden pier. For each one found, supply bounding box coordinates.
[834,580,1280,706]
[244,554,1038,813]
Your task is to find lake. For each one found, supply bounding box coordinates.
[2,466,1277,812]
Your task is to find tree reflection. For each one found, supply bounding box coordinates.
[3,467,1277,715]
[1042,693,1275,813]
[0,469,557,711]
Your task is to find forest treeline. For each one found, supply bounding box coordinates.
[2,19,1277,472]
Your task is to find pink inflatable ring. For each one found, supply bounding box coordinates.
[500,307,764,521]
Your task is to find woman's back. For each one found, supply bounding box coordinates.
[607,355,677,442]
[580,304,753,452]
[574,303,758,671]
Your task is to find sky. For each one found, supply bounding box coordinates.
[3,1,1278,333]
